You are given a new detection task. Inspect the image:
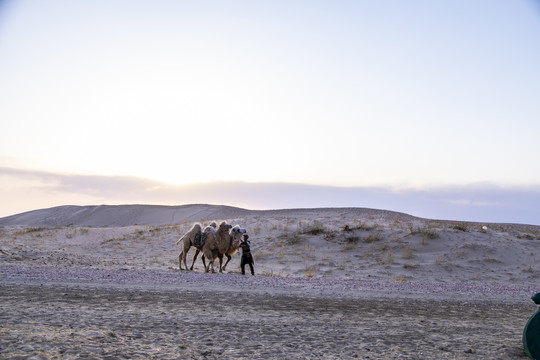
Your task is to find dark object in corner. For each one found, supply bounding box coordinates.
[523,293,540,359]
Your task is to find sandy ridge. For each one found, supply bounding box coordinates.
[0,204,252,227]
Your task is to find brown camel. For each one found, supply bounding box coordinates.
[221,225,247,271]
[200,221,233,273]
[192,224,246,272]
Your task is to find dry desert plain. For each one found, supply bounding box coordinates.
[0,204,539,359]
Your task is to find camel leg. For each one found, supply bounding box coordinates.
[183,251,189,270]
[205,258,215,273]
[201,255,207,270]
[182,245,191,271]
[218,254,224,273]
[178,251,184,270]
[222,254,232,272]
[190,249,200,271]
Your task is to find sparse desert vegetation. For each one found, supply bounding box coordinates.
[0,207,539,283]
[1,206,539,360]
[451,222,470,232]
[409,224,439,240]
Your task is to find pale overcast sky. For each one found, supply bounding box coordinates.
[1,1,540,222]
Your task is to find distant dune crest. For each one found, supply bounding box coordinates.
[0,204,251,227]
[0,204,419,227]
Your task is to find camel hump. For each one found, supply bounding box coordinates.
[193,231,207,250]
[188,223,203,234]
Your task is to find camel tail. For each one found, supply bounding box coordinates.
[176,235,186,246]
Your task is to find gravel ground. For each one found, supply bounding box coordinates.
[0,264,538,359]
[1,264,537,302]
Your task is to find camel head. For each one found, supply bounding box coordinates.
[230,225,247,249]
[230,225,247,239]
[218,221,233,233]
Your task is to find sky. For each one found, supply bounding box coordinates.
[1,1,540,224]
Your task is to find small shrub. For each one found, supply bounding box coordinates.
[422,227,439,239]
[15,227,48,236]
[451,223,469,232]
[365,232,383,243]
[149,226,163,234]
[403,262,419,269]
[379,249,394,264]
[353,222,377,231]
[346,236,360,244]
[490,225,507,232]
[279,233,303,245]
[402,246,415,259]
[324,230,337,241]
[342,236,361,251]
[301,223,326,236]
[304,264,319,277]
[25,227,48,233]
[101,237,122,245]
[410,225,439,240]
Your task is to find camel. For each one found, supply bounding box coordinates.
[195,224,246,272]
[176,222,217,271]
[176,223,202,271]
[199,221,233,273]
[221,225,247,271]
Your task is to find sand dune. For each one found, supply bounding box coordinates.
[0,204,251,227]
[1,204,539,283]
[1,204,539,359]
[0,204,418,228]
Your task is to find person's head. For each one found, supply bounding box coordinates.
[243,234,249,241]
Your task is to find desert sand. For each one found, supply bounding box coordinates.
[1,204,539,359]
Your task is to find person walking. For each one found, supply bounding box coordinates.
[239,234,254,275]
